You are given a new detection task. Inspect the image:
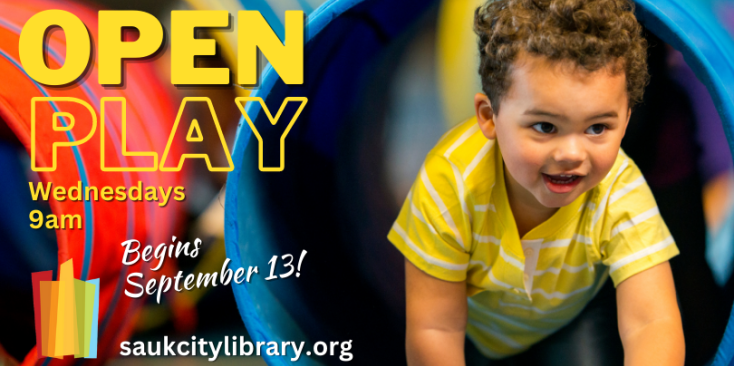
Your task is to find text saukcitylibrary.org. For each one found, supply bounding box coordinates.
[120,336,354,362]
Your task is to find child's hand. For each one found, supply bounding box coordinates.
[616,261,685,365]
[405,259,468,366]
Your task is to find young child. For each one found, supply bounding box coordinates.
[387,0,685,364]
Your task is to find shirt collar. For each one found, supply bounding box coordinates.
[490,141,587,258]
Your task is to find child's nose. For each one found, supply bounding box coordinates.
[552,136,587,165]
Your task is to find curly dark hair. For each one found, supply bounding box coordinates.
[474,0,649,112]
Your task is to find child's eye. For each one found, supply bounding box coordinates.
[531,122,556,134]
[586,124,606,135]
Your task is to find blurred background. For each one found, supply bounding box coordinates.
[1,0,733,365]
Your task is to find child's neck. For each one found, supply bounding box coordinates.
[504,167,559,238]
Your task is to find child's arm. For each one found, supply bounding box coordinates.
[616,261,685,365]
[405,259,467,366]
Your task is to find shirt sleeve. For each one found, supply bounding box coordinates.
[387,152,472,282]
[598,159,680,286]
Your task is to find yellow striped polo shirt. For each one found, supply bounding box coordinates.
[387,117,679,359]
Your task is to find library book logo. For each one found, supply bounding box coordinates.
[31,259,99,359]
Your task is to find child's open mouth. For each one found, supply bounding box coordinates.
[542,173,582,194]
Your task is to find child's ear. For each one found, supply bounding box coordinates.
[474,93,496,139]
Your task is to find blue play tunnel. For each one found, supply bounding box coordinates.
[224,0,734,365]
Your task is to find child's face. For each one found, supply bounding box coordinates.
[475,52,631,209]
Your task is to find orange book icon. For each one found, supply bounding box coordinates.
[32,259,99,359]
